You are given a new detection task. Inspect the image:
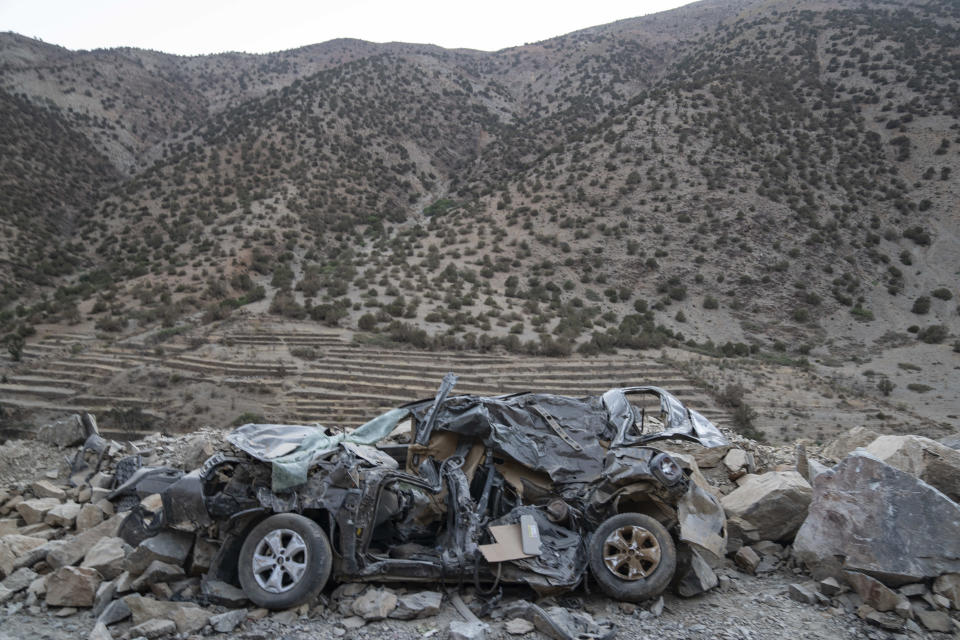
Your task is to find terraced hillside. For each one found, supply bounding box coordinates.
[1,0,957,362]
[0,325,729,440]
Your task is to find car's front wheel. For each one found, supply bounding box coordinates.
[588,512,676,602]
[237,513,332,609]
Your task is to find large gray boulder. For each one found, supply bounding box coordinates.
[794,453,960,585]
[37,415,87,448]
[720,470,812,542]
[864,435,960,502]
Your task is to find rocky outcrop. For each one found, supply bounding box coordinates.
[794,453,960,585]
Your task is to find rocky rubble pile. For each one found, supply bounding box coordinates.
[1,415,960,639]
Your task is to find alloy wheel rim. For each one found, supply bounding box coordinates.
[602,525,661,580]
[252,528,309,593]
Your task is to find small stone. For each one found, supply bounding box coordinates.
[844,571,910,613]
[188,537,217,575]
[149,582,173,600]
[16,498,62,525]
[0,519,18,536]
[789,583,817,605]
[125,531,193,576]
[31,481,66,501]
[735,546,760,574]
[389,590,442,620]
[123,594,210,634]
[98,598,132,625]
[44,500,81,528]
[915,608,953,632]
[247,608,269,620]
[76,504,104,532]
[505,618,535,634]
[46,566,102,607]
[88,621,112,640]
[933,573,960,608]
[210,608,247,633]
[2,567,38,593]
[201,579,248,606]
[676,548,718,597]
[818,576,844,596]
[54,607,78,617]
[129,618,177,639]
[130,560,184,592]
[898,583,927,597]
[341,616,365,629]
[82,537,131,580]
[649,596,664,617]
[618,601,636,614]
[449,620,490,640]
[352,587,398,620]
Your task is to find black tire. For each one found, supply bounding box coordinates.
[237,513,332,610]
[588,513,676,602]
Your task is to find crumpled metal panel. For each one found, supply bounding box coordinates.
[602,386,728,449]
[412,394,610,486]
[677,483,728,562]
[226,407,408,491]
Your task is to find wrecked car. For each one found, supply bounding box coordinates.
[117,375,728,610]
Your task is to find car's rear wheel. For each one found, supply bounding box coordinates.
[588,513,676,602]
[238,513,332,609]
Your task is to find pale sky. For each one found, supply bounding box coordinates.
[0,0,692,55]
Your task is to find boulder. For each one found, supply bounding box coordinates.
[389,590,442,619]
[864,435,960,502]
[31,480,66,500]
[352,587,398,620]
[822,426,881,461]
[794,453,960,585]
[723,449,754,474]
[720,471,811,542]
[16,498,62,525]
[37,415,86,448]
[939,434,960,450]
[46,566,102,607]
[47,514,123,569]
[82,537,132,580]
[45,501,82,528]
[125,531,193,576]
[692,445,731,469]
[124,594,210,634]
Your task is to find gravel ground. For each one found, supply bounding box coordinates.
[0,563,919,640]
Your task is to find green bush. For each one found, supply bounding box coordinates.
[911,296,931,314]
[917,325,948,344]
